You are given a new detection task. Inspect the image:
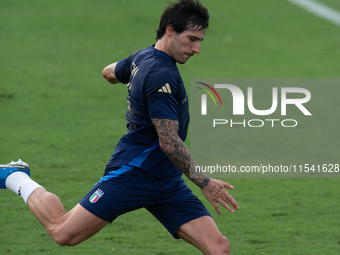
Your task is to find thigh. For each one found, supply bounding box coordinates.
[27,187,109,246]
[53,203,109,246]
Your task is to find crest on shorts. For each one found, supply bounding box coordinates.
[89,189,104,203]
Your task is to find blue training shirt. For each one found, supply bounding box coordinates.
[105,45,189,180]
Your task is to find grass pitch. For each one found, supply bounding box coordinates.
[1,0,340,254]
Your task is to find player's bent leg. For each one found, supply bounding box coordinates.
[176,216,231,255]
[27,188,109,246]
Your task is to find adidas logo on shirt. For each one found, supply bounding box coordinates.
[158,83,172,94]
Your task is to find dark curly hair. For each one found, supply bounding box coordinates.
[156,0,209,40]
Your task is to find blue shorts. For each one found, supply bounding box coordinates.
[79,166,211,238]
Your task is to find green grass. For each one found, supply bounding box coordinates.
[1,0,340,254]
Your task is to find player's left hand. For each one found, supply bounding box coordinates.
[201,178,239,215]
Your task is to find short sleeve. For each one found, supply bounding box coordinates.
[115,57,132,84]
[115,49,142,84]
[145,71,179,121]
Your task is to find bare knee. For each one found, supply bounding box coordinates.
[53,237,70,247]
[44,204,107,247]
[52,234,80,247]
[48,226,79,247]
[50,231,73,246]
[221,236,231,255]
[198,234,231,255]
[212,235,230,255]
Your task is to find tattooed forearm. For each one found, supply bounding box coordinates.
[151,118,210,188]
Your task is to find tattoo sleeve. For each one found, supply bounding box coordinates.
[151,118,210,188]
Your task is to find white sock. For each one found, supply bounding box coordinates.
[6,172,44,204]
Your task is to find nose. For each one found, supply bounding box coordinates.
[192,41,201,54]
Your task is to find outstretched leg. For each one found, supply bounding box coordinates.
[1,160,108,246]
[27,188,108,246]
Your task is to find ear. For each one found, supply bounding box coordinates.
[165,25,175,39]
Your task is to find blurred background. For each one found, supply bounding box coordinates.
[1,0,339,254]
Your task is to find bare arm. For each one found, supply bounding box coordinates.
[151,118,210,188]
[102,62,120,84]
[151,118,239,214]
